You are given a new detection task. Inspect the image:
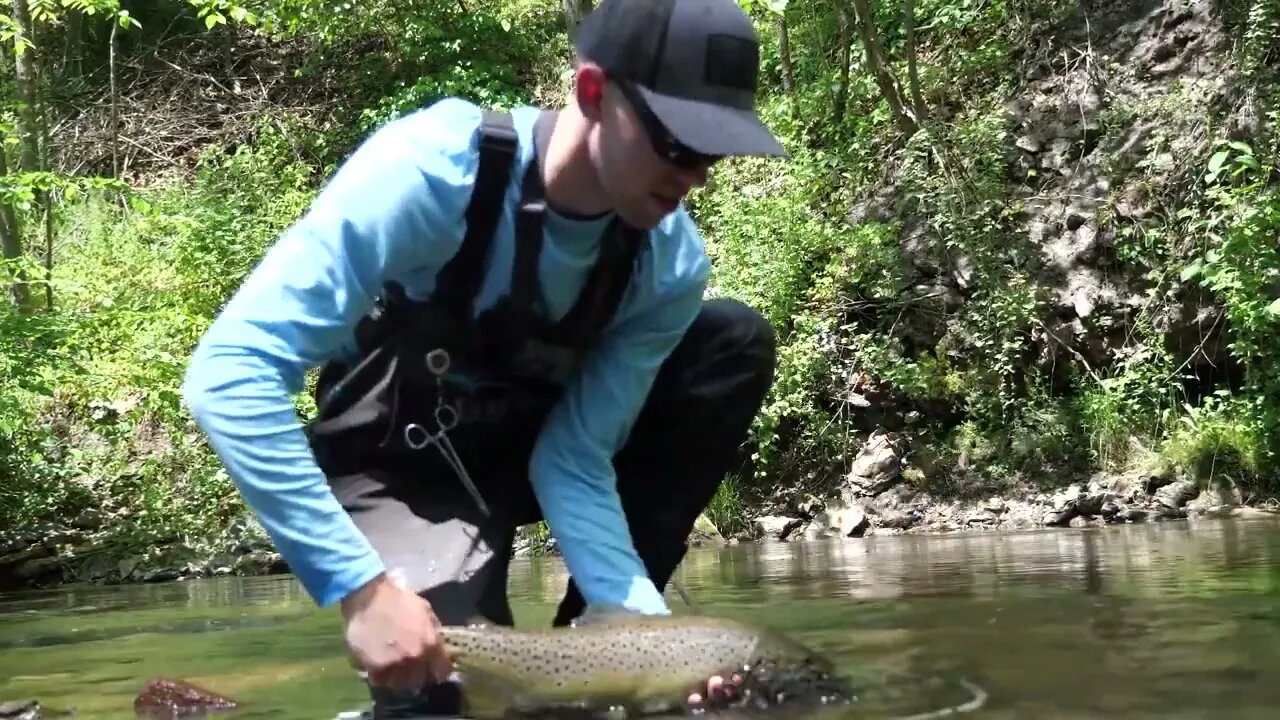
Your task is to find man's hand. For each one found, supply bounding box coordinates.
[341,573,454,691]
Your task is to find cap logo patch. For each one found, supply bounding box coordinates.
[703,33,758,90]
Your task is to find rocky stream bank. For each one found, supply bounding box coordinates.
[3,428,1276,593]
[719,430,1280,547]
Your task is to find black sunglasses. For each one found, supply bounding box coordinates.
[613,80,721,170]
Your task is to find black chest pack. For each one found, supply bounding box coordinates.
[309,109,644,463]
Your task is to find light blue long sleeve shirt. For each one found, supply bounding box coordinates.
[180,98,711,614]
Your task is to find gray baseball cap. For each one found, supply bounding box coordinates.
[572,0,788,159]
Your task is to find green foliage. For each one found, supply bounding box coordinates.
[0,120,315,539]
[356,61,530,136]
[1164,391,1275,485]
[1076,341,1180,468]
[168,127,317,317]
[1165,131,1280,486]
[690,145,874,478]
[0,0,569,567]
[701,0,1280,504]
[1238,0,1280,78]
[2,0,1280,580]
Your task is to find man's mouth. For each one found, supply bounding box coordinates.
[652,192,680,212]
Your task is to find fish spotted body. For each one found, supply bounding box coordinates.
[439,611,837,719]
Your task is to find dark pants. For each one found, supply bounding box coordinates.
[314,298,776,717]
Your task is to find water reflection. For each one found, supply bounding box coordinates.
[1,517,1279,718]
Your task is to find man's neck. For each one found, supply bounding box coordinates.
[539,107,612,220]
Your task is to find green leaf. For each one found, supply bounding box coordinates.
[1206,149,1229,179]
[1180,260,1202,282]
[1267,298,1280,317]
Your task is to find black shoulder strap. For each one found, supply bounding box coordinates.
[503,108,640,349]
[555,219,645,349]
[510,111,559,313]
[433,110,519,318]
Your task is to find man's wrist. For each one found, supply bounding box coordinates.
[339,571,389,619]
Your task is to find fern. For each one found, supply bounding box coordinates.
[1243,0,1280,77]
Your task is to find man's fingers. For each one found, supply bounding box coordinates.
[707,675,725,696]
[366,666,400,691]
[688,675,725,709]
[368,661,416,692]
[691,673,743,708]
[429,654,454,685]
[363,640,432,692]
[358,637,448,691]
[342,577,450,694]
[397,663,431,692]
[404,660,432,692]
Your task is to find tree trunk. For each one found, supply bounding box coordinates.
[776,14,794,96]
[848,0,917,137]
[222,22,240,96]
[0,146,28,310]
[64,8,84,78]
[110,19,119,177]
[903,0,926,123]
[562,0,593,31]
[39,74,52,311]
[12,0,40,175]
[6,0,37,310]
[832,0,852,125]
[13,0,53,309]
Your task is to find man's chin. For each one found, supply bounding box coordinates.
[616,205,665,232]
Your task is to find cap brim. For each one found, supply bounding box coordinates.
[636,86,789,159]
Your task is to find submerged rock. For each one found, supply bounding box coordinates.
[0,700,40,720]
[0,700,76,720]
[133,678,237,718]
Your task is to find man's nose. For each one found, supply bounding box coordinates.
[676,162,710,188]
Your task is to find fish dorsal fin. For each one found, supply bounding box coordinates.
[463,614,495,628]
[570,604,656,628]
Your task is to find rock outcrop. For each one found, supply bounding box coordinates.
[833,0,1257,432]
[736,433,1277,542]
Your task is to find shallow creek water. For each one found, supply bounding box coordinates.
[3,517,1280,719]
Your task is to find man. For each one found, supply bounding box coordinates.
[181,0,787,716]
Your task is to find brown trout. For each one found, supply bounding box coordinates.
[438,610,842,719]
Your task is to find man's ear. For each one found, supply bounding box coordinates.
[574,63,607,121]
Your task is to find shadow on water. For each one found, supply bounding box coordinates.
[3,518,1280,718]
